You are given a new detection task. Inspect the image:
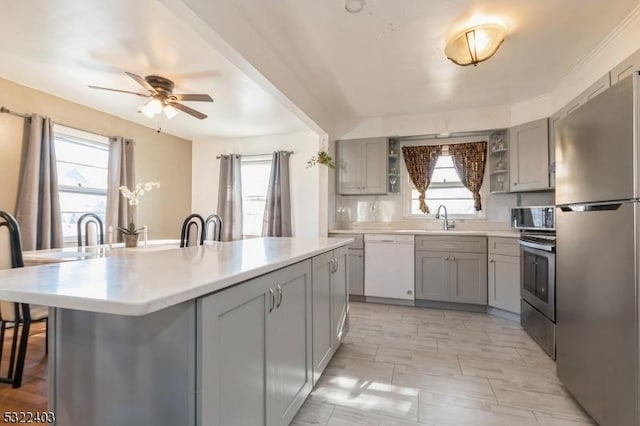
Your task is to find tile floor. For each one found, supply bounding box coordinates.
[292,302,594,426]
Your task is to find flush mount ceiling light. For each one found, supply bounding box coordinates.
[445,24,506,66]
[345,0,365,14]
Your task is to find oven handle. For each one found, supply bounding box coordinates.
[519,239,554,252]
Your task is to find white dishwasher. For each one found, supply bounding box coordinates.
[364,234,415,300]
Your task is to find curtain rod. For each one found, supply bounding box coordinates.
[0,106,31,120]
[216,151,293,159]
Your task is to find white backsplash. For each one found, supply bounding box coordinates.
[334,191,554,231]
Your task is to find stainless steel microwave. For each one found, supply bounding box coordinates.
[511,206,555,231]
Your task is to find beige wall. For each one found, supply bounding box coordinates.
[192,130,324,237]
[0,77,192,239]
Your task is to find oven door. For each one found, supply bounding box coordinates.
[520,240,555,321]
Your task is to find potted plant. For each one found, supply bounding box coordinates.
[306,149,335,169]
[118,181,160,247]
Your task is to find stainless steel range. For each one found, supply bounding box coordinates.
[511,206,556,359]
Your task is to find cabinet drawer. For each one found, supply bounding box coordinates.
[488,237,520,257]
[415,236,487,253]
[328,233,363,249]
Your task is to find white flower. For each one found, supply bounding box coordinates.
[119,181,160,206]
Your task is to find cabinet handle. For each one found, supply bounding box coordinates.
[276,284,283,308]
[269,288,275,312]
[489,259,495,263]
[513,182,518,186]
[445,257,449,261]
[451,257,456,261]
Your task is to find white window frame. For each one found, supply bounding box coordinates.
[240,155,273,238]
[53,124,110,243]
[400,137,489,220]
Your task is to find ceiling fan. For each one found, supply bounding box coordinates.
[89,72,213,120]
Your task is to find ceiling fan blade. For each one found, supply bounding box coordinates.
[88,86,150,97]
[172,94,213,102]
[170,102,208,120]
[125,72,155,93]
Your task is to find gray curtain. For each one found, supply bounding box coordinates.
[15,114,62,250]
[106,137,135,242]
[217,154,243,241]
[262,151,292,237]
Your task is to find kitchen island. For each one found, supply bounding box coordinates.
[0,237,351,426]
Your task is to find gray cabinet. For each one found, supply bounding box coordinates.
[487,237,520,314]
[198,260,313,426]
[509,118,550,191]
[311,246,348,384]
[415,236,487,306]
[328,233,364,295]
[348,249,364,295]
[611,48,640,84]
[337,138,387,195]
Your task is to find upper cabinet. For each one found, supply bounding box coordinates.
[509,118,550,192]
[336,138,388,195]
[611,49,640,85]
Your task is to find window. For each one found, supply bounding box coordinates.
[240,156,272,237]
[54,125,109,240]
[408,152,476,216]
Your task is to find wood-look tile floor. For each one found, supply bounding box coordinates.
[293,302,595,426]
[0,305,594,426]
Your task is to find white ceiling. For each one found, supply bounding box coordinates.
[229,0,640,119]
[0,0,308,140]
[0,1,637,140]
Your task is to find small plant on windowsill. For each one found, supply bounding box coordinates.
[306,149,335,169]
[118,181,160,247]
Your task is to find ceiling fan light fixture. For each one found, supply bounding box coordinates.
[140,98,163,118]
[445,24,506,66]
[164,104,179,119]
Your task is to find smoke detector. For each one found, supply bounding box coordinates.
[345,0,365,13]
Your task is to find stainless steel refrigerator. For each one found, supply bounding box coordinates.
[556,74,639,426]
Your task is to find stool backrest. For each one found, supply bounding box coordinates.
[0,211,24,270]
[77,213,105,247]
[180,214,205,247]
[205,214,223,242]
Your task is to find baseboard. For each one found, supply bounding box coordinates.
[414,299,487,313]
[486,306,521,323]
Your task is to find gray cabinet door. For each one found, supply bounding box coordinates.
[415,251,449,301]
[267,260,313,426]
[488,254,520,313]
[360,138,387,193]
[549,109,566,189]
[449,252,487,305]
[509,118,550,191]
[198,276,270,426]
[347,248,364,295]
[337,140,362,194]
[332,247,349,346]
[311,251,334,383]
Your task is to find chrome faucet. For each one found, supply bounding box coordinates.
[435,204,449,230]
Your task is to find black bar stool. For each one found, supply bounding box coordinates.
[0,211,48,388]
[180,214,205,247]
[76,213,104,247]
[205,214,223,242]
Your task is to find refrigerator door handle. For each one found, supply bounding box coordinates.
[560,202,625,212]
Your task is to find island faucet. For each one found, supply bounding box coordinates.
[435,204,449,230]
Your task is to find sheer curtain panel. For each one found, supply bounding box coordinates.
[217,154,243,241]
[262,151,292,237]
[106,137,136,242]
[15,114,62,250]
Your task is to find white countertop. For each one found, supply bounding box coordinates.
[328,229,521,238]
[0,237,352,317]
